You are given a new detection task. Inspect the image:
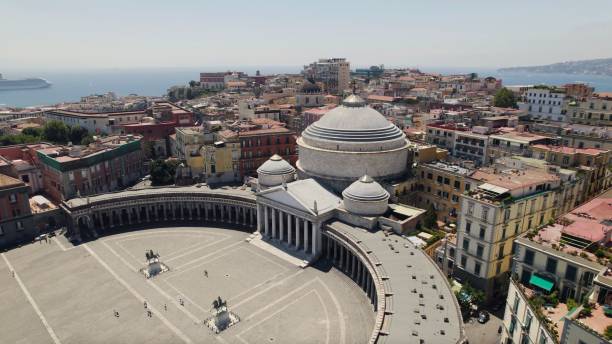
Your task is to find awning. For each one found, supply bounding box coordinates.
[529,275,554,292]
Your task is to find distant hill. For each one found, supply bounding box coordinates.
[499,58,612,77]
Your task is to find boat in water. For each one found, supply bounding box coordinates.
[0,73,51,91]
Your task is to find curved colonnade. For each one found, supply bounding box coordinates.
[61,186,388,343]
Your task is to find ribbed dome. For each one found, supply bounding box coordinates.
[301,95,404,143]
[342,175,389,202]
[257,154,295,176]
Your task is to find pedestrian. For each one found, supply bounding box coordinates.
[144,301,148,309]
[114,310,119,318]
[204,270,208,278]
[147,310,152,318]
[164,304,167,311]
[11,270,14,278]
[179,298,184,306]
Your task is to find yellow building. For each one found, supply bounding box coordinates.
[200,131,241,184]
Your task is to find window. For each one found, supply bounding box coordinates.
[482,207,489,221]
[502,226,507,239]
[498,244,505,259]
[538,330,548,344]
[474,262,481,276]
[513,293,520,312]
[444,177,450,185]
[427,173,433,180]
[476,245,484,258]
[461,255,467,268]
[479,226,486,239]
[524,249,535,265]
[504,208,511,221]
[525,312,533,331]
[437,175,443,184]
[465,221,471,234]
[16,221,23,231]
[463,238,470,250]
[454,180,460,189]
[496,262,502,274]
[465,183,471,191]
[9,193,17,203]
[565,265,577,282]
[545,257,557,274]
[467,202,474,215]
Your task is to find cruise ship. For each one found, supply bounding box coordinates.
[0,73,51,90]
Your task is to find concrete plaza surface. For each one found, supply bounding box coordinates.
[0,226,374,344]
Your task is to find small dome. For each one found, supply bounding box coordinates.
[342,175,389,216]
[343,175,389,202]
[257,154,295,176]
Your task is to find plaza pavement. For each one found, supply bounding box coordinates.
[0,226,374,344]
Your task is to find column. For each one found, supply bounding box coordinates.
[311,222,318,257]
[279,211,285,243]
[287,214,293,247]
[295,216,302,250]
[163,204,168,221]
[250,207,255,226]
[263,206,269,237]
[303,220,309,254]
[257,205,263,234]
[118,209,123,226]
[351,255,356,279]
[294,216,300,248]
[270,208,276,239]
[204,204,209,221]
[145,206,150,222]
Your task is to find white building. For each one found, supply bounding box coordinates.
[519,86,567,122]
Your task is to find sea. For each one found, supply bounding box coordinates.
[2,66,612,108]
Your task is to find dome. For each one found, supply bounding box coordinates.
[301,94,405,143]
[257,154,295,176]
[342,175,389,216]
[343,175,389,202]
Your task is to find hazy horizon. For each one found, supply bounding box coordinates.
[3,0,612,70]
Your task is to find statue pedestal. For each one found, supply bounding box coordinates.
[139,259,169,279]
[204,308,240,334]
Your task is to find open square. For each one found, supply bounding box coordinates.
[0,226,375,344]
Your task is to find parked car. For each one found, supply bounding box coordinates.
[478,310,490,324]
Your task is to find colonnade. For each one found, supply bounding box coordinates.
[257,204,318,257]
[73,198,256,235]
[323,233,378,311]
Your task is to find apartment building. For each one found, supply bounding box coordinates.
[0,174,34,248]
[302,58,350,95]
[566,92,612,127]
[454,166,565,302]
[519,86,567,122]
[488,130,550,163]
[200,130,241,184]
[426,123,489,166]
[532,144,612,201]
[36,135,145,202]
[502,193,611,344]
[412,161,476,224]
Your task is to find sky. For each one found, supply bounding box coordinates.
[2,0,612,70]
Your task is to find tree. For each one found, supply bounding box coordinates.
[188,80,197,88]
[68,125,89,145]
[493,87,518,108]
[42,120,70,143]
[22,127,43,137]
[423,203,438,229]
[150,159,180,186]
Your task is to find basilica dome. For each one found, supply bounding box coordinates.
[301,95,405,146]
[342,175,389,216]
[296,94,410,192]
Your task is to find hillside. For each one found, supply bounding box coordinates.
[499,58,612,76]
